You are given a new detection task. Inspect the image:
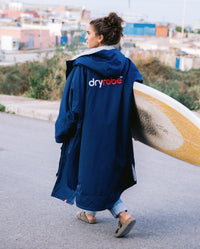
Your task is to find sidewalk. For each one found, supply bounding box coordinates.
[0,94,60,121]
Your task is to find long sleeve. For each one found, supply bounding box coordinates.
[55,66,86,143]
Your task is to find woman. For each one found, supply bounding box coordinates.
[51,12,143,238]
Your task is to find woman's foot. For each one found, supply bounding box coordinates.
[118,211,132,223]
[115,211,136,238]
[85,212,96,223]
[76,211,96,224]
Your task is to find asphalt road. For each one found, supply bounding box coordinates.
[1,112,200,249]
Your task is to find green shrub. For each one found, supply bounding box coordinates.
[0,52,199,110]
[0,49,69,100]
[26,62,50,99]
[0,64,28,95]
[0,104,5,112]
[135,58,200,110]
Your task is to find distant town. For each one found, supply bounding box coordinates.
[0,1,200,70]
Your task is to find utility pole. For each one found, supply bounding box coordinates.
[40,3,42,49]
[181,0,186,39]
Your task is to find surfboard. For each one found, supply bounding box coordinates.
[132,82,200,166]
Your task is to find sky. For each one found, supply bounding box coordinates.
[10,0,200,26]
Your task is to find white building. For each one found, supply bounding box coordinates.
[1,35,19,51]
[8,1,23,10]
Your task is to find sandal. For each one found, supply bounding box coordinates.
[76,211,96,224]
[115,217,136,238]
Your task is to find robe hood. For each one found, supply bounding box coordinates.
[66,46,128,78]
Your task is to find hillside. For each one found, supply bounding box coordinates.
[135,58,200,110]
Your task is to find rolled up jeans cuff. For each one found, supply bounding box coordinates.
[85,210,97,216]
[82,199,127,218]
[109,199,127,218]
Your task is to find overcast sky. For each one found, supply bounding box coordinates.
[19,0,200,26]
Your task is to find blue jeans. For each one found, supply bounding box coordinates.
[84,199,127,218]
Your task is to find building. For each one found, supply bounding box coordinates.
[0,9,38,19]
[124,23,156,36]
[81,10,91,21]
[124,22,169,37]
[156,26,168,37]
[0,26,55,50]
[8,1,23,11]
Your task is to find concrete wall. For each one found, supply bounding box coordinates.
[129,47,200,70]
[179,56,200,70]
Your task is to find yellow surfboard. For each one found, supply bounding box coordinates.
[132,82,200,166]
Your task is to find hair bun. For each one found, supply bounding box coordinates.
[108,12,123,26]
[90,12,124,45]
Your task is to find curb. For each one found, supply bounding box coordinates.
[0,94,59,121]
[0,94,199,121]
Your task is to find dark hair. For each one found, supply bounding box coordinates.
[90,12,124,45]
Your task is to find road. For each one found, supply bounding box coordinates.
[1,112,200,249]
[0,49,55,66]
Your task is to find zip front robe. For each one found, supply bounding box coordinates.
[51,46,143,211]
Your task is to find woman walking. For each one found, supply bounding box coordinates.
[51,12,143,238]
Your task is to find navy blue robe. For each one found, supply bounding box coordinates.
[51,46,143,211]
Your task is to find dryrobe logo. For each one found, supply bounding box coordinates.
[88,76,123,88]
